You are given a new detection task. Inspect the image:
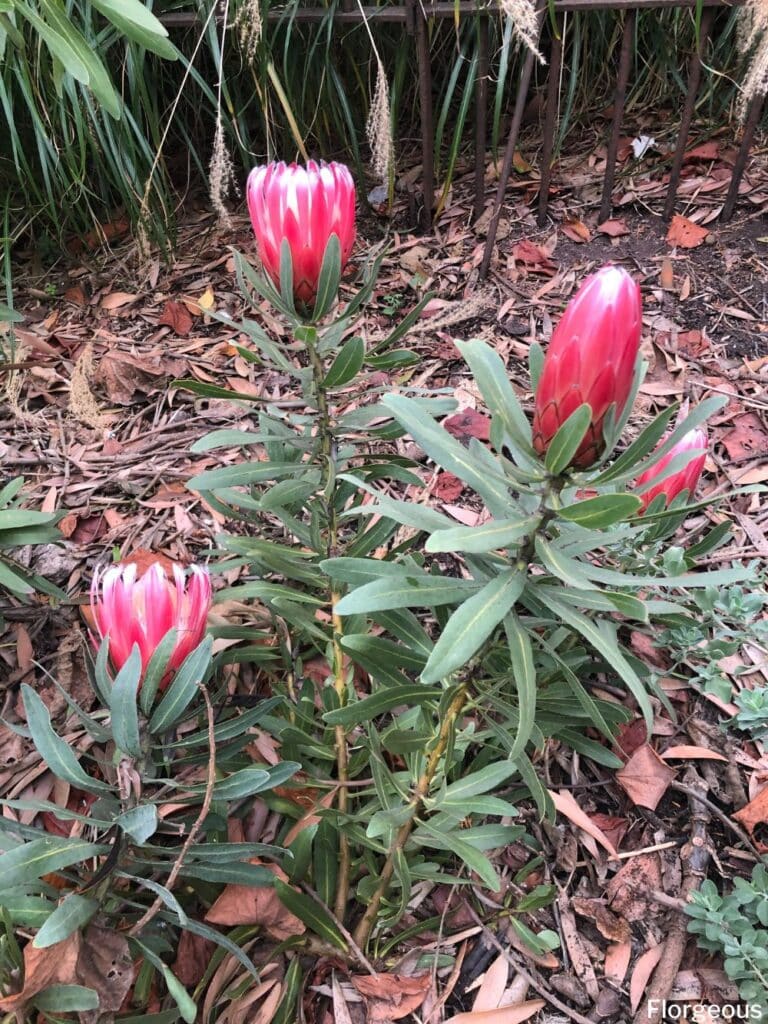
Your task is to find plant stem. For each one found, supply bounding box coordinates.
[306,337,351,922]
[352,682,470,950]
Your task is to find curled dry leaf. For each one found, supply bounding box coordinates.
[615,743,676,810]
[660,746,727,762]
[605,853,663,922]
[350,972,432,1022]
[604,940,633,986]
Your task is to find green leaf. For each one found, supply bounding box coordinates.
[35,985,99,1012]
[0,559,34,594]
[543,594,655,733]
[426,515,540,554]
[558,494,642,528]
[89,0,177,59]
[188,462,303,491]
[535,536,595,590]
[544,404,592,475]
[0,837,106,888]
[312,234,342,320]
[273,879,347,950]
[132,941,196,1024]
[421,570,524,683]
[323,685,442,726]
[592,403,678,483]
[140,629,178,714]
[15,3,89,83]
[323,335,364,388]
[440,762,518,802]
[529,342,544,392]
[179,862,276,886]
[22,686,111,795]
[0,302,23,323]
[505,611,537,760]
[148,635,212,734]
[335,574,478,616]
[381,394,511,515]
[411,820,499,890]
[110,645,142,757]
[117,804,158,844]
[209,762,299,800]
[455,339,534,451]
[119,873,187,925]
[33,894,99,948]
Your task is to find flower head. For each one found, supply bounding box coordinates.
[636,428,708,511]
[532,265,642,468]
[90,561,211,687]
[246,160,356,307]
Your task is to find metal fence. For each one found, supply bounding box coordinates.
[164,0,763,279]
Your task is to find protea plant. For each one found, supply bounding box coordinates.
[246,160,356,309]
[90,561,211,688]
[532,265,643,468]
[636,427,708,511]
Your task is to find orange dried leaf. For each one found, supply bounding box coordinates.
[630,945,663,1012]
[548,789,618,856]
[666,214,709,249]
[616,744,676,810]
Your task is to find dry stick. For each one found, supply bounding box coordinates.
[306,340,351,922]
[129,683,216,937]
[670,779,763,862]
[635,769,713,1023]
[352,683,470,949]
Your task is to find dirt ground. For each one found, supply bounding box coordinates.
[2,127,768,1021]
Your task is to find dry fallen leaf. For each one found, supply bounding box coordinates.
[630,945,663,1013]
[350,972,431,1022]
[443,409,491,443]
[100,290,139,310]
[548,789,618,857]
[562,218,591,243]
[158,299,194,337]
[605,940,633,986]
[443,1000,546,1024]
[733,786,768,849]
[615,743,676,810]
[666,214,709,249]
[205,862,307,939]
[472,953,508,1012]
[597,218,630,237]
[606,853,663,921]
[660,745,727,762]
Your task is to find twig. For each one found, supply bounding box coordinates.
[635,769,712,1023]
[128,683,216,937]
[670,779,762,861]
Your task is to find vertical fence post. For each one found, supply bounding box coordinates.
[538,14,563,227]
[663,7,714,220]
[408,0,435,228]
[473,14,490,222]
[479,7,544,281]
[599,9,636,224]
[721,92,764,223]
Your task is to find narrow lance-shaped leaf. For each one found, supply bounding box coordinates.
[505,612,537,761]
[421,570,524,684]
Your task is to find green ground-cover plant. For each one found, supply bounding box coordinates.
[686,862,768,1017]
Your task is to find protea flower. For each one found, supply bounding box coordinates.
[246,160,356,306]
[532,265,642,468]
[90,562,211,687]
[635,428,707,511]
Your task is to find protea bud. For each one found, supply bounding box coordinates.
[90,562,211,687]
[246,160,356,307]
[532,265,642,468]
[635,428,707,511]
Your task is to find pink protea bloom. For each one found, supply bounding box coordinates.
[90,562,211,687]
[635,428,708,512]
[246,160,356,306]
[532,265,643,468]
